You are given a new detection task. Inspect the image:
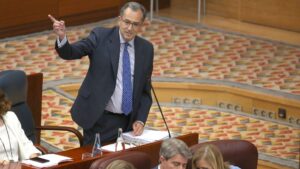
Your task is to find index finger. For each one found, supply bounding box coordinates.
[48,14,58,23]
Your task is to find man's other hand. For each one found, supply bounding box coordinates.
[132,121,144,136]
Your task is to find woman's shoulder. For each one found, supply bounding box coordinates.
[3,111,18,120]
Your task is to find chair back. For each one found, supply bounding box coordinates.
[89,151,152,169]
[26,72,43,143]
[0,70,83,149]
[0,70,36,142]
[189,140,258,169]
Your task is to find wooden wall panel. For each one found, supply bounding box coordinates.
[59,0,120,17]
[206,0,300,32]
[122,0,170,12]
[0,0,170,38]
[0,0,58,28]
[206,0,240,19]
[56,0,120,27]
[240,0,300,32]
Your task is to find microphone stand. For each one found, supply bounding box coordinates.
[151,84,172,138]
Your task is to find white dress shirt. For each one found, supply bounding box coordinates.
[105,31,135,114]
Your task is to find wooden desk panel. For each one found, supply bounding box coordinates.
[22,133,198,169]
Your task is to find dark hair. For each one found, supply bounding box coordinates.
[0,89,11,116]
[120,2,147,21]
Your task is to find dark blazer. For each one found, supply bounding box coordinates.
[55,27,154,130]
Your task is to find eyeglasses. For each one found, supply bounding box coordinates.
[121,17,142,29]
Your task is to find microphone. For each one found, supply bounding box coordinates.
[151,84,172,138]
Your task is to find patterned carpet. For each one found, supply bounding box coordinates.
[0,18,299,168]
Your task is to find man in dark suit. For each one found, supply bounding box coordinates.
[48,2,153,145]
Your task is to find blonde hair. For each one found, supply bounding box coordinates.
[192,144,230,169]
[105,160,136,169]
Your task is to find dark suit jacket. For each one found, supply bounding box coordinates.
[55,26,154,130]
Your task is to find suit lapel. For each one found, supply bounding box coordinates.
[107,27,120,79]
[133,37,143,103]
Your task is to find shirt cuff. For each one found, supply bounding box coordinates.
[135,120,145,126]
[57,36,67,48]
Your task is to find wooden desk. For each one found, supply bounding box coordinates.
[22,133,198,169]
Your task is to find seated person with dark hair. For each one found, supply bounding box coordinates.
[192,144,240,169]
[0,89,41,165]
[153,138,192,169]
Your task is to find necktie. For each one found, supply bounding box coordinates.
[122,43,132,115]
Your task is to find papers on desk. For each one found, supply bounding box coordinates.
[101,143,136,152]
[122,129,170,145]
[22,154,72,168]
[101,129,170,152]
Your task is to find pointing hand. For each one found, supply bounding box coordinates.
[48,14,66,40]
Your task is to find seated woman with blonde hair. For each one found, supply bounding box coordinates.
[0,89,41,165]
[192,144,240,169]
[105,160,136,169]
